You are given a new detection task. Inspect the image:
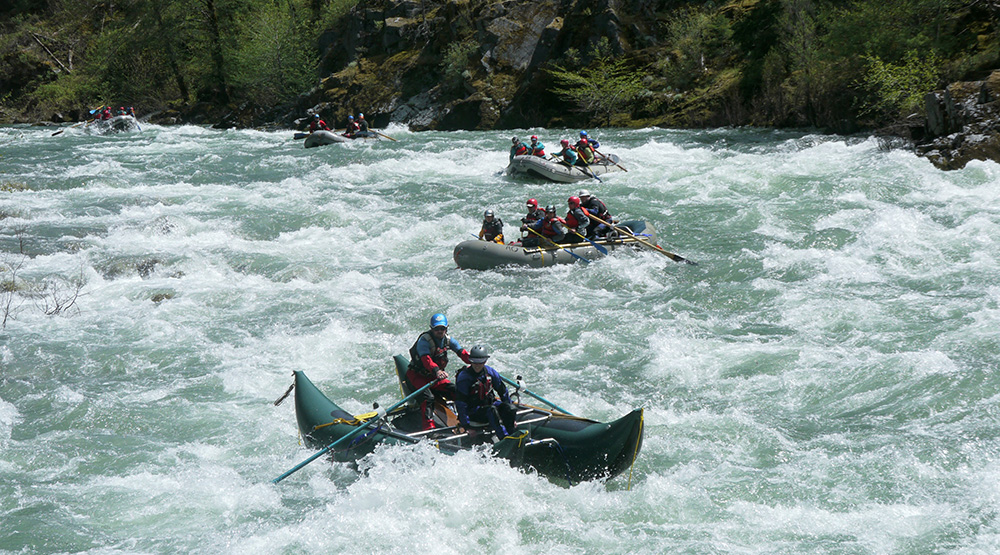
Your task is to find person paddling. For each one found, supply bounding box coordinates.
[344,115,360,137]
[358,113,369,133]
[577,130,600,151]
[478,209,504,244]
[554,139,578,166]
[520,204,568,247]
[529,135,545,157]
[564,196,591,242]
[455,345,517,442]
[309,114,330,132]
[407,313,472,431]
[521,198,545,226]
[579,190,612,238]
[509,136,530,161]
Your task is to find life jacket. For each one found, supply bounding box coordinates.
[565,207,590,230]
[359,119,369,131]
[530,144,545,156]
[309,119,327,132]
[583,198,610,220]
[540,216,567,237]
[513,144,529,156]
[346,121,360,133]
[577,143,595,164]
[471,372,498,405]
[482,218,503,241]
[409,331,450,375]
[522,209,545,224]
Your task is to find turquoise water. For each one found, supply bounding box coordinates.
[1,123,999,554]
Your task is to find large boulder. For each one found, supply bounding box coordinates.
[917,71,1000,170]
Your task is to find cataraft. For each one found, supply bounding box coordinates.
[283,355,644,484]
[303,130,380,148]
[507,154,624,183]
[454,220,657,270]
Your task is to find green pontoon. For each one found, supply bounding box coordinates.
[290,355,644,483]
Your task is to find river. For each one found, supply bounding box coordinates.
[1,123,999,553]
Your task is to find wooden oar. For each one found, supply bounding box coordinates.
[568,228,608,255]
[594,148,627,172]
[588,214,696,265]
[272,378,441,483]
[373,130,397,141]
[524,227,590,264]
[549,155,599,181]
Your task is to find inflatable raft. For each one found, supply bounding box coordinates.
[453,220,656,270]
[290,356,644,483]
[88,115,141,134]
[303,130,380,148]
[506,154,624,182]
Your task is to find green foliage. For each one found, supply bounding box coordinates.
[548,57,645,124]
[658,5,735,90]
[859,50,941,119]
[229,3,319,104]
[317,0,363,32]
[440,40,478,89]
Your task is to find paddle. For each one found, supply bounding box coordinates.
[568,228,608,255]
[550,154,600,182]
[499,374,574,416]
[594,148,627,172]
[374,131,397,142]
[524,227,590,264]
[293,132,308,140]
[588,214,696,265]
[272,378,441,484]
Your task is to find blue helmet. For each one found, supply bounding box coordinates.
[580,130,588,137]
[313,114,320,119]
[348,115,354,120]
[430,313,448,329]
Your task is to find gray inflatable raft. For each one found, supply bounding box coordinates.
[506,154,623,183]
[453,221,656,270]
[304,130,381,148]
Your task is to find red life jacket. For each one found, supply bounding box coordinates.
[540,216,567,237]
[514,144,529,156]
[565,207,590,229]
[531,146,545,157]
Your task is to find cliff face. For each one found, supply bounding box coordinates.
[213,0,637,131]
[915,71,1000,170]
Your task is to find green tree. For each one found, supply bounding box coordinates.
[548,57,645,124]
[859,50,941,119]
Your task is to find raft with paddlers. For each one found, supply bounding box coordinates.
[506,154,624,183]
[302,129,381,148]
[274,355,644,485]
[88,115,141,135]
[454,220,658,269]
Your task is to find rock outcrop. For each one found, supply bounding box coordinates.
[915,71,1000,170]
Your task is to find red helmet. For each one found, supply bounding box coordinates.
[530,135,538,141]
[568,196,581,208]
[580,139,588,145]
[560,139,569,146]
[526,198,538,208]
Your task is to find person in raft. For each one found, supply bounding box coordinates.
[509,136,530,161]
[564,196,591,242]
[407,313,472,430]
[554,139,578,166]
[529,135,545,157]
[455,345,517,442]
[520,204,568,247]
[479,209,504,244]
[521,198,545,226]
[309,114,330,132]
[344,115,360,137]
[358,113,369,133]
[578,190,613,238]
[577,130,600,151]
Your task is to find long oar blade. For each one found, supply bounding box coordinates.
[590,214,695,265]
[572,229,608,255]
[272,378,440,484]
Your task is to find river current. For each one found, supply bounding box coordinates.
[1,123,999,554]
